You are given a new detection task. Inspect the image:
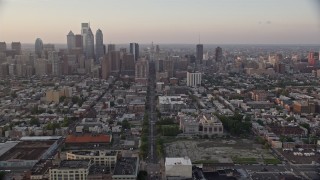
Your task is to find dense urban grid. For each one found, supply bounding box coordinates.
[0,23,320,180]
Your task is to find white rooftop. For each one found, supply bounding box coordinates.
[0,141,19,157]
[20,136,62,141]
[165,157,192,166]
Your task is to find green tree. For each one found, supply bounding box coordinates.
[137,171,148,180]
[72,96,79,104]
[121,120,131,130]
[59,96,66,103]
[30,118,40,127]
[61,117,71,127]
[0,171,6,179]
[299,123,310,135]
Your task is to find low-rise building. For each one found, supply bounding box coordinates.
[66,150,118,167]
[179,114,199,134]
[198,114,224,136]
[49,160,92,180]
[112,157,139,180]
[165,157,192,180]
[158,95,187,112]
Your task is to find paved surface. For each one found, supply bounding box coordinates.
[147,61,157,164]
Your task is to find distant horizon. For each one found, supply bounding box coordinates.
[13,42,320,46]
[0,0,320,44]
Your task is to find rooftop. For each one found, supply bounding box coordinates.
[165,157,192,166]
[159,95,186,105]
[0,140,55,161]
[113,157,138,176]
[58,160,91,169]
[69,150,117,156]
[31,160,52,175]
[66,134,111,144]
[0,141,19,158]
[20,136,62,141]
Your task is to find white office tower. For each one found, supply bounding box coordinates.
[187,72,202,87]
[81,23,90,53]
[48,51,61,76]
[67,31,76,51]
[95,29,104,60]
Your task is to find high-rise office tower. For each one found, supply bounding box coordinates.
[106,51,120,74]
[48,51,60,76]
[215,47,223,62]
[0,42,7,52]
[187,72,202,87]
[95,29,104,60]
[135,58,149,79]
[156,45,160,54]
[67,31,76,51]
[75,34,83,49]
[85,28,94,59]
[308,52,319,66]
[196,44,203,63]
[130,43,139,61]
[101,55,111,79]
[121,53,135,76]
[108,44,116,52]
[163,59,174,77]
[11,42,22,55]
[35,38,43,58]
[81,23,90,52]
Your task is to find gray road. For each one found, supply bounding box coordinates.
[147,61,158,164]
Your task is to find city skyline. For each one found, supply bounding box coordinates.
[0,0,320,44]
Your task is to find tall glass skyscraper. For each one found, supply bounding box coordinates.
[95,29,104,61]
[130,43,139,61]
[67,31,75,51]
[81,23,89,53]
[35,38,43,58]
[85,28,94,59]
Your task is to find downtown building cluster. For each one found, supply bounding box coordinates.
[0,23,144,82]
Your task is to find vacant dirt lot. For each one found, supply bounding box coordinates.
[165,138,277,164]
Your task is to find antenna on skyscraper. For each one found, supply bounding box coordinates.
[198,33,201,44]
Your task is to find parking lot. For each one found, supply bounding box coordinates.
[278,149,320,164]
[165,138,278,164]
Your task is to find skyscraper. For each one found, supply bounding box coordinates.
[108,44,116,52]
[109,51,120,74]
[35,38,43,58]
[0,42,7,52]
[135,58,149,79]
[81,23,90,52]
[67,31,76,51]
[48,51,60,76]
[308,52,319,66]
[215,47,223,62]
[11,42,22,55]
[95,29,104,61]
[130,43,139,61]
[196,44,203,63]
[101,55,111,79]
[187,72,202,87]
[85,28,94,59]
[75,34,83,49]
[121,53,135,76]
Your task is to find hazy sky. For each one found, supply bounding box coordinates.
[0,0,320,44]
